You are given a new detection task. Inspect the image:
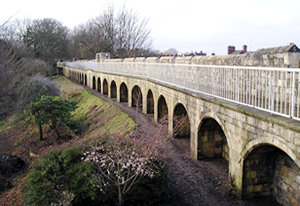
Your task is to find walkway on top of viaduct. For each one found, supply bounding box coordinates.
[58,59,300,206]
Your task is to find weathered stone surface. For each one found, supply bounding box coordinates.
[60,62,300,205]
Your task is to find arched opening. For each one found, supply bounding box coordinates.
[147,90,154,114]
[173,103,190,153]
[158,95,168,122]
[243,145,299,205]
[198,118,228,160]
[80,74,83,84]
[103,79,108,95]
[110,80,117,98]
[97,77,101,92]
[131,85,142,108]
[120,83,128,102]
[84,74,87,86]
[92,76,96,89]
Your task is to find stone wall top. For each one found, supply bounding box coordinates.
[135,57,146,63]
[123,58,135,62]
[104,58,124,62]
[159,56,175,64]
[145,57,159,63]
[95,44,300,67]
[175,56,193,64]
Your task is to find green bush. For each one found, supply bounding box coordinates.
[24,147,98,206]
[65,119,82,135]
[24,144,168,206]
[125,159,169,206]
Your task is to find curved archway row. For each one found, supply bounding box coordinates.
[64,68,299,205]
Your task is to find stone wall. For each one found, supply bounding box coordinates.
[60,64,300,205]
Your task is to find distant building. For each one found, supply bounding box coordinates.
[191,43,300,68]
[228,45,248,55]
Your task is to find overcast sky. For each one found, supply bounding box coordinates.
[1,0,299,55]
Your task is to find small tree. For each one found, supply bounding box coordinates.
[30,96,77,141]
[82,136,164,206]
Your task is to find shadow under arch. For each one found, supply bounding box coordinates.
[197,116,229,160]
[92,76,96,89]
[173,102,191,153]
[132,85,142,108]
[146,89,154,114]
[120,82,128,102]
[158,95,168,122]
[242,143,299,205]
[103,79,108,95]
[110,80,117,98]
[97,77,101,92]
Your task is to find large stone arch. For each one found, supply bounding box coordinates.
[242,143,300,205]
[132,85,143,108]
[84,74,87,86]
[242,138,297,165]
[97,77,101,92]
[103,79,108,95]
[173,102,191,153]
[158,95,168,122]
[146,89,154,114]
[197,113,229,160]
[110,80,117,98]
[120,82,128,102]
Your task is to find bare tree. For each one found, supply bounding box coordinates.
[23,18,69,64]
[69,6,152,59]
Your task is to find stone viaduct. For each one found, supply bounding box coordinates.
[58,56,300,206]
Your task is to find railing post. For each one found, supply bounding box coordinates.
[291,71,296,118]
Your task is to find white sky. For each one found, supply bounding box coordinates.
[1,0,299,55]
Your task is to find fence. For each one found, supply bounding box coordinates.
[61,60,300,120]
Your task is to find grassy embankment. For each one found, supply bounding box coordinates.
[0,75,136,205]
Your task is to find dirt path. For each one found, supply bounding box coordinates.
[85,86,279,206]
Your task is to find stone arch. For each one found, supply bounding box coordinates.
[120,82,128,102]
[197,115,229,160]
[110,80,117,98]
[173,102,191,153]
[84,74,87,86]
[242,143,300,205]
[131,85,142,108]
[103,79,108,95]
[92,76,96,89]
[158,95,168,122]
[146,89,154,114]
[97,77,101,92]
[80,73,83,84]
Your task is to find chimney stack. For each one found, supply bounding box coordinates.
[228,46,235,54]
[242,45,247,53]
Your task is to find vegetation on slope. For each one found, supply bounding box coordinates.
[0,75,136,205]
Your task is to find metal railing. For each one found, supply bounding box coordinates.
[62,60,300,120]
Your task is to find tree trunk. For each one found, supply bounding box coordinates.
[54,127,60,139]
[39,123,43,141]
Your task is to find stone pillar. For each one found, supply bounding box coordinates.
[128,88,132,107]
[190,121,198,160]
[117,83,121,102]
[108,81,111,98]
[168,107,173,135]
[229,150,243,198]
[154,97,158,124]
[142,91,147,114]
